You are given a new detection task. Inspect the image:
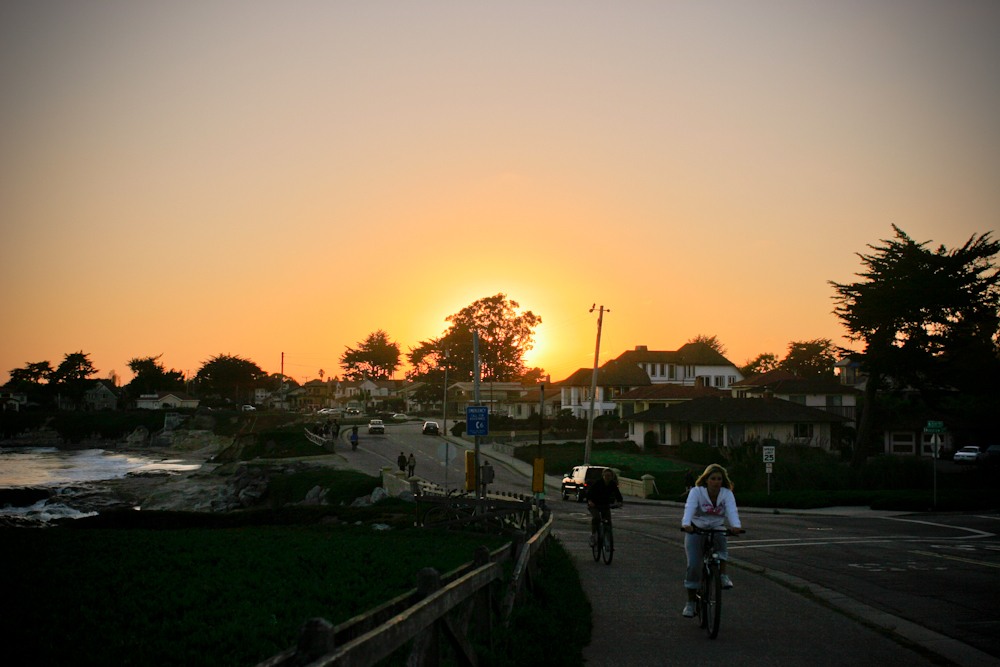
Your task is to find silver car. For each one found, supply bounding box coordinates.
[953,446,981,464]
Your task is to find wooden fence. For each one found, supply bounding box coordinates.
[256,513,553,667]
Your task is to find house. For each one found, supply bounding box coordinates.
[731,370,861,426]
[83,380,119,411]
[136,392,200,410]
[507,383,562,420]
[558,358,651,419]
[1,390,28,412]
[448,382,527,417]
[614,342,744,389]
[340,379,405,413]
[614,384,726,439]
[832,356,954,457]
[627,396,848,451]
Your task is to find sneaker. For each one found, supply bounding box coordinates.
[682,602,696,618]
[721,574,733,589]
[589,533,596,546]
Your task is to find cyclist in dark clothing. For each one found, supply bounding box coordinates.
[587,468,623,545]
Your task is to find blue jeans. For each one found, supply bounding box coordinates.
[684,531,728,590]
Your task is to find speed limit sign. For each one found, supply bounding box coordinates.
[762,446,775,463]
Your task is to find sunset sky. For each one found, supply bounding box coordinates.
[2,1,998,386]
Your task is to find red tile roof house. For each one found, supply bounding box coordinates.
[558,341,745,421]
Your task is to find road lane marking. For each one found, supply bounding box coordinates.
[910,549,1000,569]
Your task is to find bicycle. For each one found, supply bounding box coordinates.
[590,502,621,565]
[682,526,742,639]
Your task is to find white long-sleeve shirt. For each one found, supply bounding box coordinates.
[681,486,742,531]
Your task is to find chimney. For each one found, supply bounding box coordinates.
[635,345,648,352]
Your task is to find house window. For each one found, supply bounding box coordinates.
[668,365,676,380]
[825,395,843,407]
[728,376,737,385]
[684,365,695,378]
[704,423,724,447]
[890,432,915,455]
[713,375,724,387]
[658,363,665,377]
[794,423,814,439]
[659,422,667,445]
[789,395,806,404]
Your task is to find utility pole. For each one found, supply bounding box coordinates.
[442,348,449,491]
[473,331,482,499]
[584,304,609,465]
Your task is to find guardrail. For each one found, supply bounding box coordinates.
[303,428,336,451]
[256,513,554,666]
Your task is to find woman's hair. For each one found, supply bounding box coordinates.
[695,464,734,491]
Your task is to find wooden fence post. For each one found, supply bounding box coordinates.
[407,568,442,666]
[295,617,335,663]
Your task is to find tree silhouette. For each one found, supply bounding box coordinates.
[831,225,1000,466]
[340,330,400,381]
[407,294,542,384]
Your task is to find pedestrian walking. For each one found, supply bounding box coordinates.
[407,452,416,477]
[397,452,407,472]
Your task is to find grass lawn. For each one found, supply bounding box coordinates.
[0,520,507,667]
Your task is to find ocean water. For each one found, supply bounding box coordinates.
[0,447,202,523]
[0,447,200,488]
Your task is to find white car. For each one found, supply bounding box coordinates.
[953,446,981,464]
[368,419,385,434]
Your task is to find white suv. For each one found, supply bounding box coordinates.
[561,465,611,502]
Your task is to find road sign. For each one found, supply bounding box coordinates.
[925,420,945,434]
[765,462,773,473]
[762,446,776,463]
[466,406,489,436]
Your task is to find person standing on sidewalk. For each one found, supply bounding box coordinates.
[407,453,416,477]
[680,464,743,618]
[397,452,407,472]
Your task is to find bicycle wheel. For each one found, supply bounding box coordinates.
[592,523,602,561]
[602,523,614,564]
[698,564,710,629]
[704,563,722,638]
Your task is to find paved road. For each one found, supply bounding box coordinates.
[334,426,999,666]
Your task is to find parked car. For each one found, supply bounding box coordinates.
[421,421,440,435]
[317,408,341,416]
[346,408,362,416]
[241,405,256,412]
[952,446,982,464]
[392,413,409,421]
[561,465,611,502]
[367,419,385,434]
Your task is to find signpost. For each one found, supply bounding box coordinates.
[762,446,776,495]
[466,406,489,436]
[926,420,945,507]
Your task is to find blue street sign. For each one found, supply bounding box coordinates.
[466,406,489,436]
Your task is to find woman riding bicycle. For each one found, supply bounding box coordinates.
[587,468,623,546]
[680,464,743,618]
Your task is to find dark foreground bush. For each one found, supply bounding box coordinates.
[484,536,592,667]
